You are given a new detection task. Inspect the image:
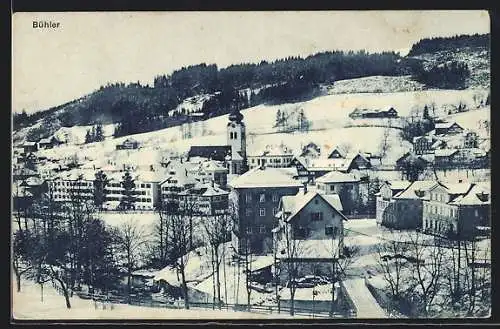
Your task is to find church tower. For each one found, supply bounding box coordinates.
[227,108,247,175]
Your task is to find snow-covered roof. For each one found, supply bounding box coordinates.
[135,170,165,183]
[180,181,228,197]
[316,171,359,184]
[23,141,37,147]
[248,144,293,157]
[435,149,459,157]
[394,180,439,200]
[435,122,461,129]
[229,166,303,189]
[412,136,433,143]
[444,182,473,195]
[52,169,96,181]
[449,183,490,206]
[384,180,411,191]
[281,191,345,223]
[39,137,53,144]
[199,160,228,173]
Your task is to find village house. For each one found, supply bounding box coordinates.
[375,180,411,226]
[349,107,398,119]
[177,181,229,216]
[412,136,434,155]
[291,153,372,184]
[103,170,163,210]
[315,171,368,216]
[228,166,303,254]
[22,141,38,154]
[378,180,439,230]
[116,138,140,150]
[247,144,294,170]
[196,160,229,189]
[299,142,321,159]
[273,189,347,281]
[422,181,490,240]
[47,170,96,203]
[434,122,464,136]
[38,136,62,150]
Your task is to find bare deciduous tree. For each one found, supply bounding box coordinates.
[113,220,149,304]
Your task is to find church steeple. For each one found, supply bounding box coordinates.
[227,107,246,175]
[228,107,244,124]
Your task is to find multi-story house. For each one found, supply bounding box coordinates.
[47,170,95,202]
[196,160,229,189]
[228,166,303,254]
[315,171,368,215]
[178,181,229,216]
[412,136,434,155]
[375,180,411,225]
[422,181,490,239]
[273,189,347,280]
[380,180,439,229]
[434,122,464,135]
[247,144,294,170]
[104,170,162,210]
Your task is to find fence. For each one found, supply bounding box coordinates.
[51,285,345,318]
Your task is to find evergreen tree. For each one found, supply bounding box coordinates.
[94,170,108,210]
[120,171,136,210]
[95,123,105,142]
[423,105,430,120]
[85,129,92,144]
[275,109,282,128]
[90,126,96,142]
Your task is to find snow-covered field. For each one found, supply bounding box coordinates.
[11,278,296,320]
[31,88,489,171]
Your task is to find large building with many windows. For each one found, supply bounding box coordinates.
[228,166,303,254]
[47,170,95,202]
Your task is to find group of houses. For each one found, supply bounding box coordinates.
[406,121,490,170]
[376,179,490,240]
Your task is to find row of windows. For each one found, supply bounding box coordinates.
[245,207,279,217]
[50,188,93,194]
[245,193,280,203]
[246,225,267,234]
[424,203,458,217]
[51,181,93,187]
[229,132,238,139]
[430,192,447,202]
[293,226,339,238]
[250,157,292,164]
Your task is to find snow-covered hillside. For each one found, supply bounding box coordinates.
[327,75,426,94]
[34,88,489,170]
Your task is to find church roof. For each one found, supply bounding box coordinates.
[228,109,244,123]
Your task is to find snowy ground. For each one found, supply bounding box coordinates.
[12,277,299,320]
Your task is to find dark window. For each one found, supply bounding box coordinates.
[311,212,323,221]
[325,226,334,236]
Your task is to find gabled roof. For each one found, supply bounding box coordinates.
[394,180,440,200]
[281,191,346,223]
[229,166,303,189]
[316,171,359,184]
[413,136,433,143]
[382,180,411,192]
[180,182,229,197]
[435,122,462,130]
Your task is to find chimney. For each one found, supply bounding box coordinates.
[458,179,463,183]
[303,182,308,194]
